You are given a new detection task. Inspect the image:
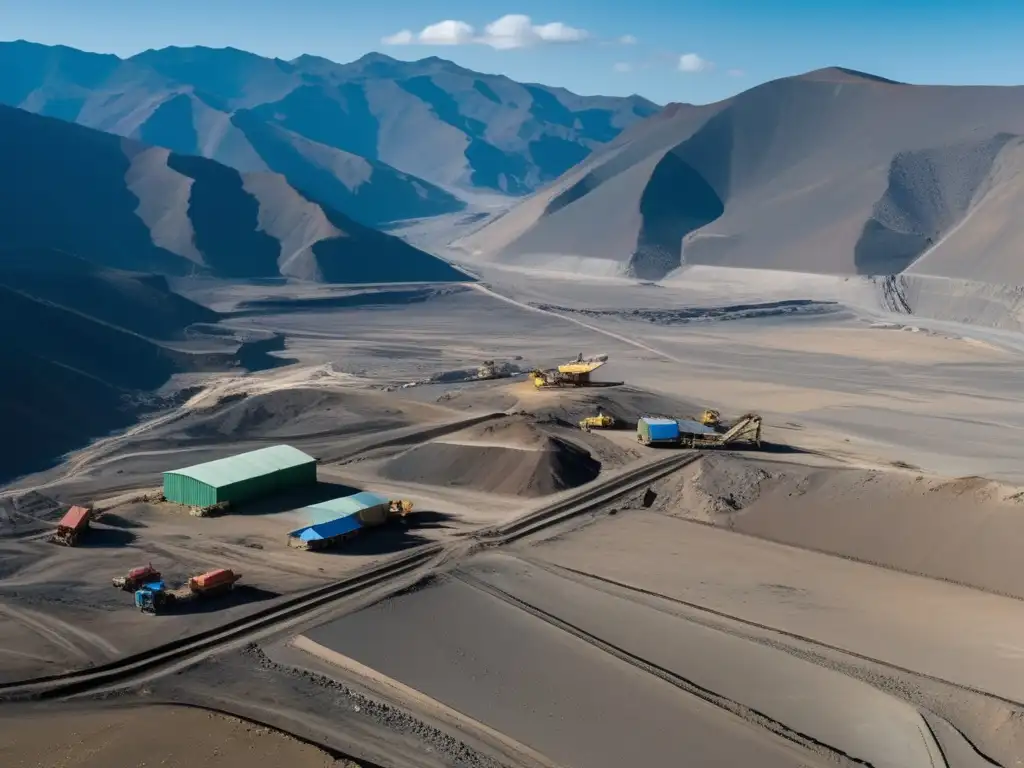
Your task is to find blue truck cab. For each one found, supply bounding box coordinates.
[134,580,166,613]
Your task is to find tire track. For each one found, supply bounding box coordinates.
[0,603,95,663]
[529,558,1024,713]
[452,569,874,767]
[0,451,698,701]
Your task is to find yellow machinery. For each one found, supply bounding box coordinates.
[388,500,414,518]
[579,412,615,432]
[531,354,609,388]
[698,409,721,428]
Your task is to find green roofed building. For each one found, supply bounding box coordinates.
[163,445,317,508]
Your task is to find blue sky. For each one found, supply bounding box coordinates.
[3,0,1022,104]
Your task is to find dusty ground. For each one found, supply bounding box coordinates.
[7,268,1024,766]
[288,459,1024,766]
[0,705,349,767]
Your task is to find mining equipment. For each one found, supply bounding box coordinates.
[475,360,516,380]
[637,417,682,446]
[134,568,241,615]
[388,499,414,519]
[697,409,721,428]
[531,354,610,388]
[579,412,616,431]
[637,413,763,449]
[50,505,91,546]
[113,564,161,591]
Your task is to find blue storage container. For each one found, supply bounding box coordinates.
[637,417,681,444]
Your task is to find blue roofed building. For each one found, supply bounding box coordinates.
[287,490,397,551]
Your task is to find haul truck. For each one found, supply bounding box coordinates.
[113,564,161,591]
[50,506,91,546]
[135,568,241,614]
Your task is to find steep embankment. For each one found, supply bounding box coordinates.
[0,248,273,484]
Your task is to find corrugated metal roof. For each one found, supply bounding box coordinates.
[165,445,315,488]
[640,417,677,426]
[305,491,389,524]
[290,512,362,542]
[58,505,90,529]
[677,419,718,435]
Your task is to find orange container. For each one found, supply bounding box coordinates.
[189,568,239,591]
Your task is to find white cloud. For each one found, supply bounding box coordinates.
[382,14,589,50]
[613,62,633,73]
[482,14,588,48]
[419,20,475,45]
[619,34,638,45]
[381,29,414,45]
[678,53,712,73]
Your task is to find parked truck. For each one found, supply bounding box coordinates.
[134,568,241,614]
[113,563,162,591]
[50,505,91,546]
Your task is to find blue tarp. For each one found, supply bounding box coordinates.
[291,512,362,542]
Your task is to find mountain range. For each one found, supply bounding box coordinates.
[0,103,468,283]
[0,40,659,225]
[457,68,1024,284]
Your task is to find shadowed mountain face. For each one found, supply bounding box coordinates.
[457,69,1024,282]
[0,247,217,482]
[0,41,659,223]
[0,104,469,284]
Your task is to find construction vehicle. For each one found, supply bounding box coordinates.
[579,412,616,432]
[684,413,762,449]
[637,413,764,449]
[698,409,721,429]
[113,564,162,591]
[388,499,414,519]
[475,360,515,380]
[134,568,241,615]
[50,505,91,546]
[531,354,610,388]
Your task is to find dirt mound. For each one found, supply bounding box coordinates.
[446,416,555,448]
[179,388,416,441]
[381,433,601,497]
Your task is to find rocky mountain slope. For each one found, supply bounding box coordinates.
[0,41,659,223]
[0,247,237,483]
[0,104,469,283]
[455,68,1024,283]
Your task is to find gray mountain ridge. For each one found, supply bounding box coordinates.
[0,40,659,225]
[456,67,1024,283]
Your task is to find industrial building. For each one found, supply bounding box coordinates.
[287,513,363,550]
[162,445,317,509]
[287,491,411,550]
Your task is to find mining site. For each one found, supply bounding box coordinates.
[4,28,1024,768]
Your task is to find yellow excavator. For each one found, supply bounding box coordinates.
[579,412,615,432]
